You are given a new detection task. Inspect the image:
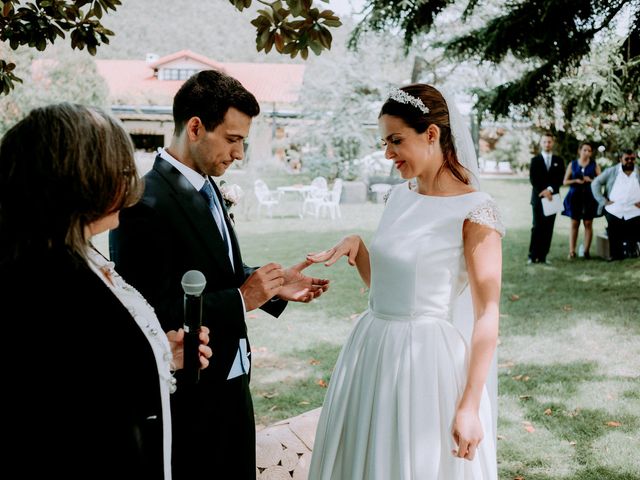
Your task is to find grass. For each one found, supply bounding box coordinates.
[95,173,639,479]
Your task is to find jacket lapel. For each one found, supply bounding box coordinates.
[209,178,244,279]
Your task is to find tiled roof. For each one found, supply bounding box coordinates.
[148,49,224,70]
[224,62,305,104]
[94,50,305,105]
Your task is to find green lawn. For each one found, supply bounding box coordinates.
[233,175,640,480]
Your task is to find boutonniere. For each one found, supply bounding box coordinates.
[219,180,243,223]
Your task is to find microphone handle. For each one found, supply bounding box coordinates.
[183,293,203,384]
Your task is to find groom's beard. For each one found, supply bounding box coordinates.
[622,163,635,172]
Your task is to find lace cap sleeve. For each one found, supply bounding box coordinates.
[465,198,506,237]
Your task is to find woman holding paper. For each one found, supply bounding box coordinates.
[562,142,601,259]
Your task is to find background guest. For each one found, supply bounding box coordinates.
[528,132,565,264]
[562,142,601,259]
[591,149,640,260]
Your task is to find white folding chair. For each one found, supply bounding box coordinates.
[253,179,280,218]
[302,177,329,218]
[318,179,343,220]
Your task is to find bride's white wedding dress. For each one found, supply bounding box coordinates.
[308,182,504,480]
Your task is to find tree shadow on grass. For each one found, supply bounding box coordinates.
[500,361,601,397]
[501,361,639,468]
[500,227,640,337]
[523,399,638,465]
[252,342,341,425]
[501,466,640,480]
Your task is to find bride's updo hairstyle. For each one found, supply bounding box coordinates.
[379,84,471,185]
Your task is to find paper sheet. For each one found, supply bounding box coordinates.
[542,193,563,216]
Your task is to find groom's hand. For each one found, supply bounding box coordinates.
[279,260,330,303]
[240,263,284,311]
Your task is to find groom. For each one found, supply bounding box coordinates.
[110,70,329,480]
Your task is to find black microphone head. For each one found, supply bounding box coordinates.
[181,270,207,296]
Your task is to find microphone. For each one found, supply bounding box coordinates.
[181,270,207,384]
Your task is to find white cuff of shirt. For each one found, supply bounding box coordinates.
[547,186,554,193]
[238,288,246,318]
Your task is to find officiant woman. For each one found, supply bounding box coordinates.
[0,103,212,480]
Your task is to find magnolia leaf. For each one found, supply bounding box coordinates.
[274,32,284,53]
[287,19,306,29]
[308,39,322,56]
[264,33,274,54]
[256,8,274,23]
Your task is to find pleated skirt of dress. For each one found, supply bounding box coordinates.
[308,310,497,480]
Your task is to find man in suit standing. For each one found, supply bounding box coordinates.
[110,70,329,480]
[528,132,565,264]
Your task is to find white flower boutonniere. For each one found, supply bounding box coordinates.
[219,181,243,223]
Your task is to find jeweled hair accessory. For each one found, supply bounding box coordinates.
[388,87,430,115]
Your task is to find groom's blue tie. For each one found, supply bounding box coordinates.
[200,180,229,249]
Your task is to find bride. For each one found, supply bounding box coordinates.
[307,84,504,479]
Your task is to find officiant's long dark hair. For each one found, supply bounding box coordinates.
[0,103,142,264]
[380,84,471,186]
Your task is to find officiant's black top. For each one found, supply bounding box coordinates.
[2,248,164,480]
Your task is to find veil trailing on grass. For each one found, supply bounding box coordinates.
[441,86,499,439]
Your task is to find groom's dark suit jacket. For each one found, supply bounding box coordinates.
[110,156,287,480]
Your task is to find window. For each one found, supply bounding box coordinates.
[161,68,199,81]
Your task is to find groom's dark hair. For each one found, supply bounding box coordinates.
[172,69,260,135]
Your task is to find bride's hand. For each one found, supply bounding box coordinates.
[307,235,361,267]
[451,407,484,461]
